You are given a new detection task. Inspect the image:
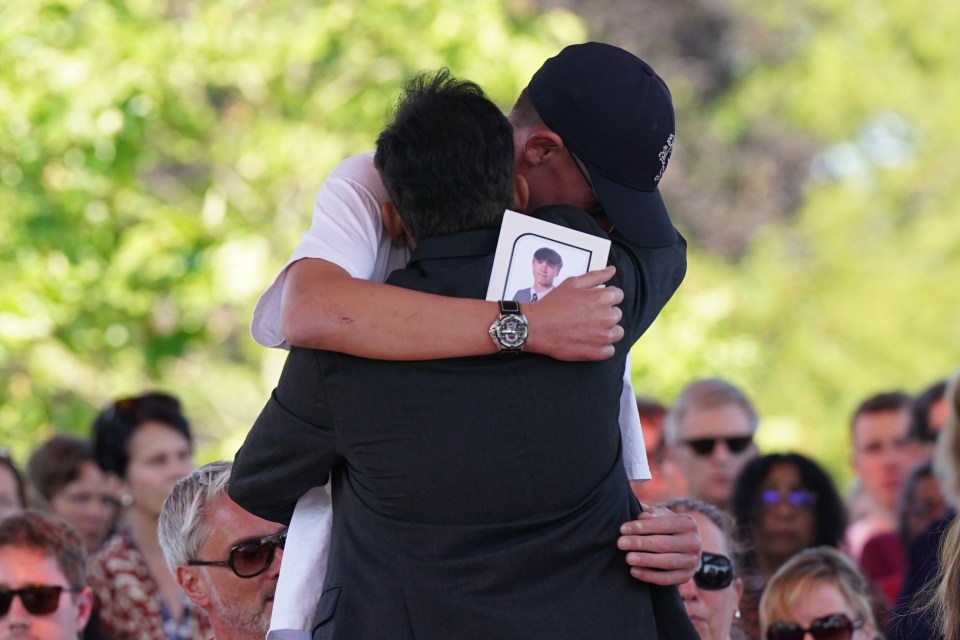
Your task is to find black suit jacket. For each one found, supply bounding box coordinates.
[230,206,693,640]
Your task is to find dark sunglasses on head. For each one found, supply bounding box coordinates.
[767,613,864,640]
[684,436,753,456]
[0,585,80,617]
[693,552,734,590]
[760,489,818,509]
[188,529,287,578]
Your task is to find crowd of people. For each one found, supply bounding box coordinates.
[2,371,958,640]
[4,40,959,640]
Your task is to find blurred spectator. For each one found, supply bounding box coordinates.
[845,391,912,562]
[88,391,210,640]
[760,546,883,640]
[906,379,949,465]
[731,453,847,580]
[0,509,94,640]
[159,461,284,640]
[897,460,948,547]
[0,451,28,520]
[633,396,686,503]
[664,498,743,640]
[663,378,760,508]
[731,453,848,640]
[891,368,960,640]
[27,435,118,553]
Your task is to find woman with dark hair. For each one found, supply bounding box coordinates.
[0,450,28,519]
[731,453,848,640]
[87,391,210,640]
[27,434,117,553]
[731,452,847,580]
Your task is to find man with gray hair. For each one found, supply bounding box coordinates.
[159,461,286,640]
[0,510,93,640]
[663,378,760,508]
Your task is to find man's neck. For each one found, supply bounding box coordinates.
[210,623,267,640]
[532,284,554,294]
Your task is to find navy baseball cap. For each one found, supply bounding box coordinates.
[529,42,677,247]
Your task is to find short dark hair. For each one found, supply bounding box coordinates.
[28,435,97,504]
[374,69,515,242]
[91,391,193,478]
[0,452,28,510]
[850,390,912,431]
[909,379,948,442]
[532,247,562,269]
[0,509,87,588]
[731,452,847,557]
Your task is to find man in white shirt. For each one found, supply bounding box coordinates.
[249,43,701,636]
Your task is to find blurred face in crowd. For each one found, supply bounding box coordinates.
[903,473,948,543]
[670,403,757,507]
[0,467,22,522]
[178,496,283,640]
[756,462,818,576]
[123,422,194,520]
[677,512,742,640]
[0,545,93,640]
[49,462,116,553]
[764,579,873,640]
[928,396,949,434]
[851,408,910,512]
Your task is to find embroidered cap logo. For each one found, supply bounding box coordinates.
[654,134,675,183]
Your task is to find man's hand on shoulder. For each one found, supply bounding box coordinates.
[523,266,624,361]
[617,504,701,586]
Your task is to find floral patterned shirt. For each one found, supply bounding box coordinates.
[88,530,212,640]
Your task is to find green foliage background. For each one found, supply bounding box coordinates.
[2,0,958,491]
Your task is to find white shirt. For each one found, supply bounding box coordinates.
[251,152,650,639]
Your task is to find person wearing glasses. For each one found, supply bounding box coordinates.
[731,453,847,582]
[662,378,760,509]
[663,498,743,640]
[760,546,882,640]
[159,461,285,640]
[87,391,209,640]
[0,509,93,640]
[730,453,848,640]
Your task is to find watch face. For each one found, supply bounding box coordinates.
[497,316,528,349]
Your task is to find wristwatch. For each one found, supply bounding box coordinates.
[488,300,529,353]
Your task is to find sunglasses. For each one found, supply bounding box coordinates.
[767,614,864,640]
[188,529,287,578]
[684,436,753,456]
[0,585,79,617]
[693,552,734,590]
[760,489,818,509]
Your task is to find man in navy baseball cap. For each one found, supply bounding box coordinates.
[510,42,677,248]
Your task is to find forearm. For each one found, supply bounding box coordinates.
[281,259,495,359]
[281,258,622,361]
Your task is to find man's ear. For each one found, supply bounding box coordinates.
[519,128,565,167]
[381,202,410,248]
[74,587,94,634]
[176,566,212,609]
[512,175,529,213]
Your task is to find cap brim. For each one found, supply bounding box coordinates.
[590,170,677,248]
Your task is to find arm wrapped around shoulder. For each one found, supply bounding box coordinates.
[229,349,340,525]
